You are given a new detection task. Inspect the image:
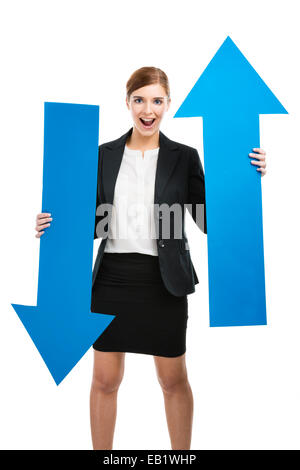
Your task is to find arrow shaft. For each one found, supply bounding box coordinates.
[37,103,99,310]
[203,113,266,326]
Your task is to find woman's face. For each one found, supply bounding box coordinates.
[126,83,170,137]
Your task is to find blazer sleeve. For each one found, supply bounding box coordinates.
[187,147,207,234]
[93,145,106,239]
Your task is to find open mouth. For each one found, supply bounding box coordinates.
[139,118,156,129]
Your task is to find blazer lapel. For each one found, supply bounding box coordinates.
[154,130,180,205]
[102,127,180,206]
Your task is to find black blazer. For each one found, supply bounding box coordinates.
[92,127,207,297]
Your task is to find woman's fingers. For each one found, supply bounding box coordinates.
[256,167,267,175]
[252,148,266,155]
[36,212,52,222]
[36,217,52,226]
[35,221,51,230]
[35,231,45,238]
[35,212,52,237]
[249,158,266,167]
[249,148,267,177]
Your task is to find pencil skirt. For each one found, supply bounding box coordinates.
[91,252,188,357]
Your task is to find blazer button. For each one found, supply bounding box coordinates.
[158,240,165,248]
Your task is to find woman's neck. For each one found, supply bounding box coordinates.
[126,127,159,151]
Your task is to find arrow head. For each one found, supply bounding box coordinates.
[174,36,288,117]
[11,303,115,385]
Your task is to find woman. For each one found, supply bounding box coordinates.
[35,67,267,450]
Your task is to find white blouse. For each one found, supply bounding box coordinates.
[104,145,160,256]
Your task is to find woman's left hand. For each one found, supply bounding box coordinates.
[249,148,267,176]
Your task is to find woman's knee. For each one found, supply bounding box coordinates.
[92,351,125,394]
[92,368,124,393]
[157,369,189,394]
[154,355,189,393]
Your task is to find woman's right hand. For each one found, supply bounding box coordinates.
[35,213,52,238]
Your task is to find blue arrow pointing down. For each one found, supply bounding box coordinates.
[174,36,288,326]
[11,102,115,385]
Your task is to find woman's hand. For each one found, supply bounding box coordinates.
[249,148,267,176]
[35,212,52,238]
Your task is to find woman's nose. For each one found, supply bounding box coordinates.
[144,102,153,114]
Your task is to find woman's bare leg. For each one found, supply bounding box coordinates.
[90,350,125,450]
[154,353,193,450]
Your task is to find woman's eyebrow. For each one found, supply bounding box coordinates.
[132,95,165,99]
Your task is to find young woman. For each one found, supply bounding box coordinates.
[35,67,267,450]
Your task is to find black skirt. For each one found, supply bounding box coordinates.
[91,252,188,357]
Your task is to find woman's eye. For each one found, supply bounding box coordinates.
[134,98,162,104]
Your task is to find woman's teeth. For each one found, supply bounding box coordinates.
[140,118,155,128]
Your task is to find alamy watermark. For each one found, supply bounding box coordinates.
[95,201,205,240]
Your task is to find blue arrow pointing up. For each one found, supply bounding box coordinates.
[174,36,288,326]
[11,102,115,385]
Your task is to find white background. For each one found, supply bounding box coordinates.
[0,0,299,450]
